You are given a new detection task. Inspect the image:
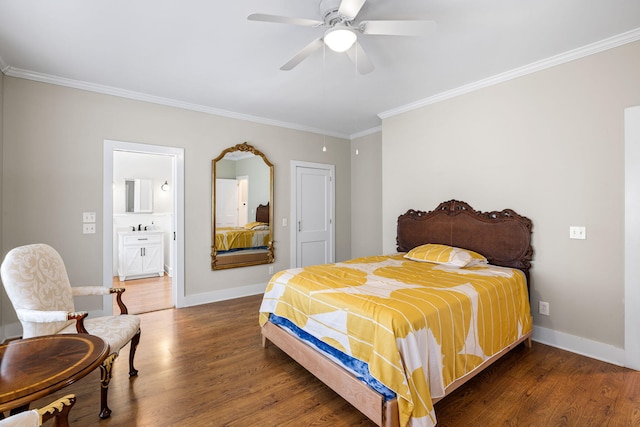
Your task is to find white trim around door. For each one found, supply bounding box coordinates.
[625,106,640,370]
[290,160,335,268]
[103,140,186,310]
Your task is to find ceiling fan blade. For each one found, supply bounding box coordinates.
[338,0,367,19]
[248,13,323,27]
[346,42,374,75]
[280,38,324,71]
[361,20,437,36]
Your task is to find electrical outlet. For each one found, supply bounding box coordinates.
[83,212,96,223]
[569,226,586,239]
[539,301,550,316]
[83,223,96,234]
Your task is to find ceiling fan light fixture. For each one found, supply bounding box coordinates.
[323,27,357,52]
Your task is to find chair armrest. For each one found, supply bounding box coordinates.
[16,308,86,323]
[72,286,130,315]
[37,394,76,427]
[15,309,88,333]
[110,287,129,315]
[68,312,89,333]
[71,286,111,296]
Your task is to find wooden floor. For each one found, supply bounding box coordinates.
[112,275,173,315]
[28,294,640,426]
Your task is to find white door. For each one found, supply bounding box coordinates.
[237,176,249,227]
[291,161,335,268]
[142,243,163,275]
[122,246,144,276]
[216,179,239,227]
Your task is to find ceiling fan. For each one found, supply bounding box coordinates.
[248,0,436,74]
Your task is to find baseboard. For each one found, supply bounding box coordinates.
[532,325,625,367]
[2,322,23,341]
[182,282,267,308]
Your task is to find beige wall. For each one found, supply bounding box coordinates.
[382,41,640,349]
[3,38,636,358]
[351,131,382,258]
[1,77,351,332]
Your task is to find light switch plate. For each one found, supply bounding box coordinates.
[83,212,96,223]
[569,226,586,239]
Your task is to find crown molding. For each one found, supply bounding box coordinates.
[2,67,350,140]
[4,27,637,139]
[379,27,640,120]
[350,125,382,140]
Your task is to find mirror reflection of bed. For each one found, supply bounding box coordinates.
[212,142,274,270]
[215,202,270,259]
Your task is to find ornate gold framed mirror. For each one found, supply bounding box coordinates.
[211,142,274,270]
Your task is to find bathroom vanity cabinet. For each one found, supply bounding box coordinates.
[118,231,164,281]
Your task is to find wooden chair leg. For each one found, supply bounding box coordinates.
[98,354,117,419]
[129,329,141,377]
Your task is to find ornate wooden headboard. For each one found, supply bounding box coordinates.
[256,202,269,223]
[397,200,533,282]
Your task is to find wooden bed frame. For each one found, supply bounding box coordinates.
[262,200,534,427]
[256,202,269,224]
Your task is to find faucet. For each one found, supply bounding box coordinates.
[131,226,135,231]
[138,224,142,231]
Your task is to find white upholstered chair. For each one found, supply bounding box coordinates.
[0,244,141,419]
[0,395,76,427]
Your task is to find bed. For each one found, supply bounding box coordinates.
[259,200,533,427]
[215,203,270,253]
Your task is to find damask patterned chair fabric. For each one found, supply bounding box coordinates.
[0,244,141,419]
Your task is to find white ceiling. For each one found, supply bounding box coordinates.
[0,0,639,138]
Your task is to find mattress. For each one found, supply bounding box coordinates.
[259,253,532,427]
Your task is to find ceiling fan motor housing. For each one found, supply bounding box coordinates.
[320,0,352,27]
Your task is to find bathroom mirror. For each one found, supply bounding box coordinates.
[211,142,274,269]
[125,178,153,213]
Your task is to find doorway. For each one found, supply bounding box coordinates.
[290,161,335,268]
[103,140,185,313]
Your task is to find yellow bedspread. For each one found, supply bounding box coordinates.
[259,254,532,427]
[215,227,269,251]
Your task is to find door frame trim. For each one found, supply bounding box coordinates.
[625,106,640,369]
[103,140,186,310]
[289,160,335,268]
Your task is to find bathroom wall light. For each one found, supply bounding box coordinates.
[161,180,169,191]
